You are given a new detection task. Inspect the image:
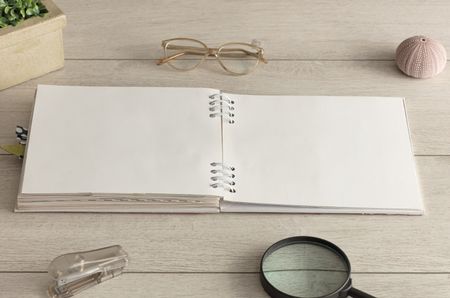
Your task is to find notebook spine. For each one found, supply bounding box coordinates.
[210,162,236,193]
[209,93,235,124]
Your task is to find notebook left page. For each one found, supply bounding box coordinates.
[20,85,222,197]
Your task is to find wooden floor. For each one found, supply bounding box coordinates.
[1,0,450,297]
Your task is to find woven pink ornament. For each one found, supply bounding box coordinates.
[396,36,447,79]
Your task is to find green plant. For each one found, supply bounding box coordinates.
[0,0,47,28]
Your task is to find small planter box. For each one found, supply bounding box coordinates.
[0,0,66,90]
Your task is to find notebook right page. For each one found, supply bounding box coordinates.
[221,94,423,213]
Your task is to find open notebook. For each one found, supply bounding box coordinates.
[17,85,423,214]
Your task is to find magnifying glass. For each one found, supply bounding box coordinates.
[260,236,375,298]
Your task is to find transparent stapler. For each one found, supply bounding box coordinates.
[47,245,129,298]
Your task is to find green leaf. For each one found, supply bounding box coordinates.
[9,8,17,18]
[7,14,16,22]
[32,4,38,14]
[37,3,46,13]
[0,17,7,27]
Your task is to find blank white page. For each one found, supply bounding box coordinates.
[222,94,423,211]
[21,85,222,196]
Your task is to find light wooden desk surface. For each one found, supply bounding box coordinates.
[1,1,450,297]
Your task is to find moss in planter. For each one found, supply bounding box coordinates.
[0,0,47,28]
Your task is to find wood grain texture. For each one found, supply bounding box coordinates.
[1,60,450,155]
[0,155,449,273]
[52,0,450,60]
[2,1,450,296]
[0,272,449,298]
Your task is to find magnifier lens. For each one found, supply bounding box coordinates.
[262,241,350,297]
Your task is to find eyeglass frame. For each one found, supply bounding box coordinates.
[157,37,268,75]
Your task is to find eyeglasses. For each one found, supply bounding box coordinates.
[157,37,268,75]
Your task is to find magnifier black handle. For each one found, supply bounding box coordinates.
[348,287,376,298]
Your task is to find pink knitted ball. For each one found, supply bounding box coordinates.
[396,36,447,79]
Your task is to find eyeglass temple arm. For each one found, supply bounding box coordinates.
[157,52,186,65]
[157,45,268,65]
[218,48,268,63]
[157,45,208,65]
[157,51,211,65]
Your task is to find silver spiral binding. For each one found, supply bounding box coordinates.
[210,162,236,193]
[209,93,235,124]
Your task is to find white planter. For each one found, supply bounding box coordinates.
[0,0,66,90]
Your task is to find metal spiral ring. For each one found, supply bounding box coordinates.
[210,162,236,193]
[208,93,235,124]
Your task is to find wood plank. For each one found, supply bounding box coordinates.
[0,155,449,273]
[52,0,450,60]
[0,272,448,298]
[1,60,450,155]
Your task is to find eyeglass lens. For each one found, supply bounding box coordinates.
[218,43,260,74]
[164,39,207,70]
